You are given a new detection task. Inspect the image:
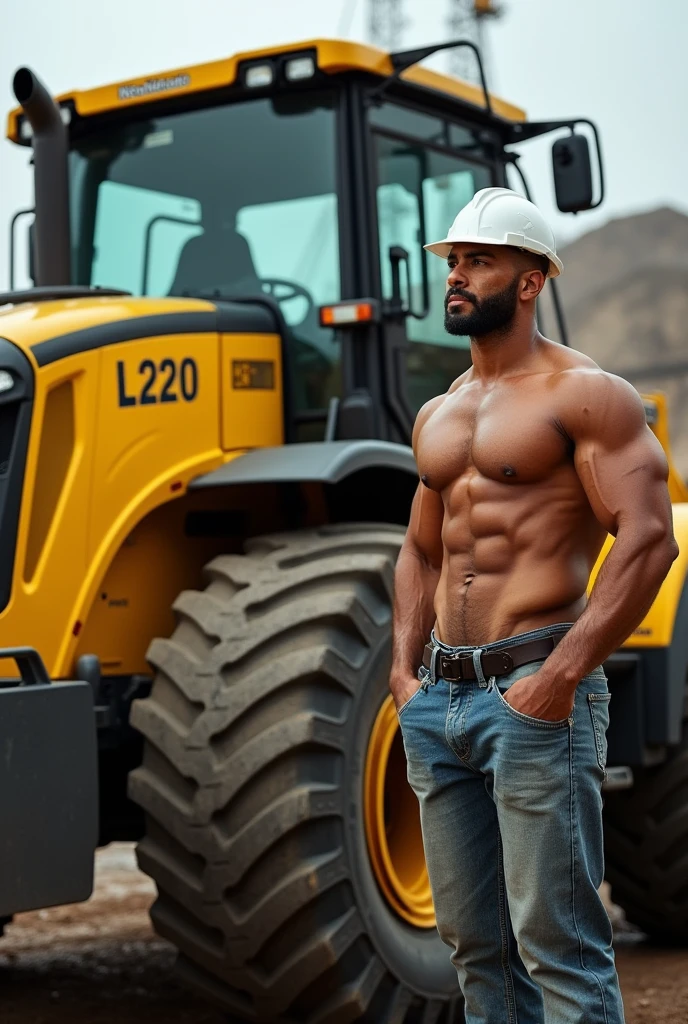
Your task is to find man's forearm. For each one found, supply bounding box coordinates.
[538,528,678,691]
[391,541,441,681]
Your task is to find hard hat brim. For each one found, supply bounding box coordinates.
[423,235,562,278]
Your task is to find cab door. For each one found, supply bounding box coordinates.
[369,100,497,422]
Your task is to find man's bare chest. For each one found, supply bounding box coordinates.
[416,386,572,492]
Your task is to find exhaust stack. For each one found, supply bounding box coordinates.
[13,67,70,287]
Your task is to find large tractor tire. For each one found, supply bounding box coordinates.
[129,524,461,1023]
[603,697,688,942]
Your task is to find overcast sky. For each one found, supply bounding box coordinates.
[1,0,686,288]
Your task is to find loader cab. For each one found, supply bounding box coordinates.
[9,39,601,445]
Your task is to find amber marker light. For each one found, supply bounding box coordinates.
[319,300,379,327]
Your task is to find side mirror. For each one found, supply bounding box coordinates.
[552,133,594,213]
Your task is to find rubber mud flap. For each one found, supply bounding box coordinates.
[0,680,98,916]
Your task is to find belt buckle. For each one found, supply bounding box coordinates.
[440,650,461,680]
[449,653,472,680]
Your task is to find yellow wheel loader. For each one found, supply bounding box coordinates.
[0,35,685,1023]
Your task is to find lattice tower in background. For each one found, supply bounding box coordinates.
[368,0,408,52]
[446,0,501,83]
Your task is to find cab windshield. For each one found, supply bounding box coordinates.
[69,92,342,425]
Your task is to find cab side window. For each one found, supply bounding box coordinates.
[372,104,493,412]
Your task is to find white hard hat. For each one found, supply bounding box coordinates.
[424,187,563,278]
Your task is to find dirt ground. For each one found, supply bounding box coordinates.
[1,845,686,1024]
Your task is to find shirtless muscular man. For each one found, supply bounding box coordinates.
[391,188,677,1024]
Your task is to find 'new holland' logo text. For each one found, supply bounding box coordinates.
[118,74,191,101]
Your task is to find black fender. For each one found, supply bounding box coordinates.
[189,440,419,529]
[190,440,417,487]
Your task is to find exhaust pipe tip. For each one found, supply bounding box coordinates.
[13,67,35,106]
[12,67,63,135]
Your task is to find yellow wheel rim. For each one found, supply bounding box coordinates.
[364,694,436,928]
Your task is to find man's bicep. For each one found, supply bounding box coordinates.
[405,482,445,568]
[576,431,670,537]
[572,376,670,535]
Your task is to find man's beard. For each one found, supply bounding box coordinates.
[444,275,520,338]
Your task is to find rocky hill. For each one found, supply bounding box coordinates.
[557,207,688,475]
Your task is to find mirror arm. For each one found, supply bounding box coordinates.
[366,38,493,116]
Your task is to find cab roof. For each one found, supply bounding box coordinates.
[6,37,525,142]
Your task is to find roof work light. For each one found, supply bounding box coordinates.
[285,56,316,81]
[244,64,274,89]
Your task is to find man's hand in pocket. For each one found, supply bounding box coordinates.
[390,672,422,712]
[504,672,575,721]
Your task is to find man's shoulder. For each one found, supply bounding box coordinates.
[551,357,638,402]
[541,337,600,374]
[550,357,647,439]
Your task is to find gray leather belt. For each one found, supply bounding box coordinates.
[422,633,564,682]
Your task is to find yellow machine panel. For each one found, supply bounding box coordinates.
[647,392,688,504]
[0,298,284,678]
[74,489,240,674]
[0,353,99,678]
[89,332,221,559]
[222,333,284,450]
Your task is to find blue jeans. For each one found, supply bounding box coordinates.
[398,624,625,1024]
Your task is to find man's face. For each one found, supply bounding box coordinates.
[444,243,523,338]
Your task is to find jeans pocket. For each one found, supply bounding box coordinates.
[588,692,612,773]
[397,688,422,718]
[492,676,570,728]
[397,667,428,719]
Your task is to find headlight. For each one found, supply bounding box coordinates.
[0,370,15,395]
